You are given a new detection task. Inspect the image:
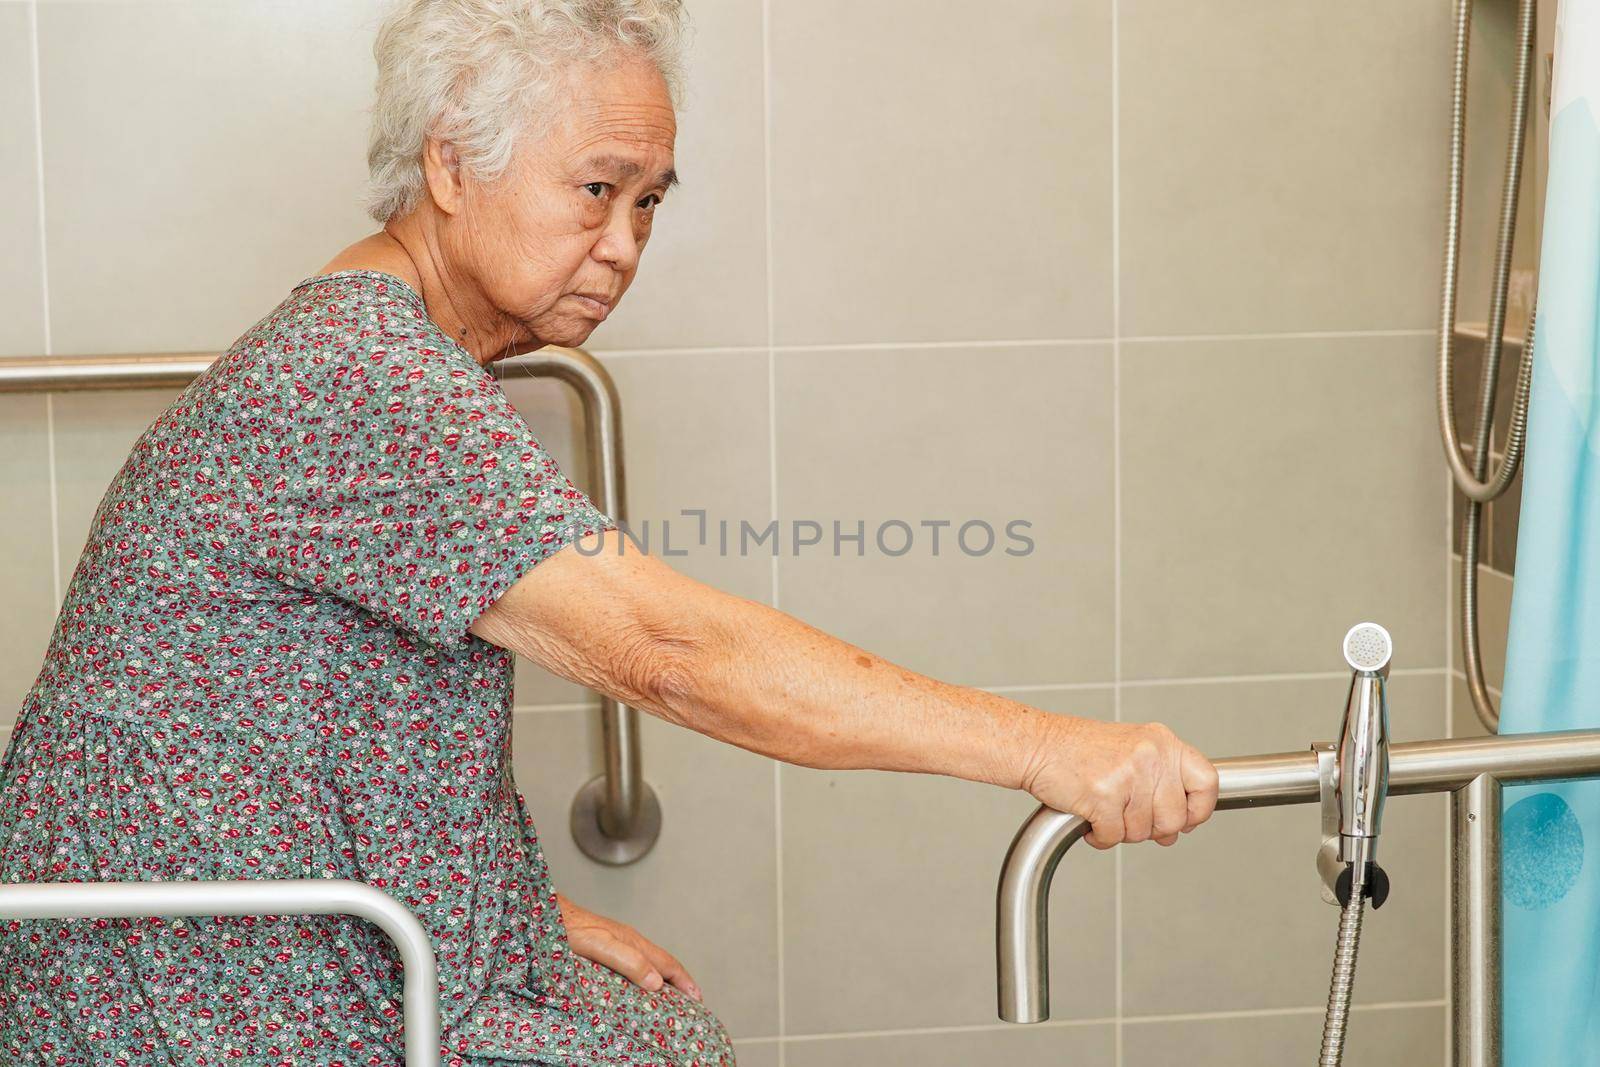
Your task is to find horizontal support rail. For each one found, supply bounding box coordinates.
[0,349,659,865]
[0,352,216,391]
[0,878,440,1066]
[997,727,1600,1034]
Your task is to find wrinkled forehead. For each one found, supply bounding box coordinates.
[546,52,678,165]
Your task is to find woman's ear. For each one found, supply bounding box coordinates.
[421,137,465,216]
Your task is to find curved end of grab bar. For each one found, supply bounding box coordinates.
[0,878,442,1066]
[534,346,623,421]
[993,751,1314,1026]
[996,804,1091,1024]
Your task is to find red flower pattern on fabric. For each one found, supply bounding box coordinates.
[0,270,736,1066]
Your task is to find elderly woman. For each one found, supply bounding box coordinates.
[0,1,1218,1064]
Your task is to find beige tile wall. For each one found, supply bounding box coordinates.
[0,0,1474,1063]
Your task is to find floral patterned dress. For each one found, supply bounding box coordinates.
[0,270,736,1067]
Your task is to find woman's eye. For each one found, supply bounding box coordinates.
[637,194,661,211]
[583,182,609,198]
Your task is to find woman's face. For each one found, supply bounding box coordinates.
[448,49,678,351]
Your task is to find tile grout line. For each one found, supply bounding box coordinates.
[586,327,1438,359]
[604,338,1109,356]
[28,0,51,358]
[1445,668,1500,699]
[733,995,1449,1046]
[760,0,783,1059]
[1126,327,1435,344]
[1110,2,1124,1062]
[1122,998,1450,1028]
[29,1,59,611]
[596,345,770,359]
[506,667,1457,716]
[1120,666,1446,688]
[777,1017,1118,1044]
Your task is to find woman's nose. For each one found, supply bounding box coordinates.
[592,221,641,272]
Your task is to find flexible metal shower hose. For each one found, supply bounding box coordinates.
[1436,0,1540,733]
[1317,868,1368,1066]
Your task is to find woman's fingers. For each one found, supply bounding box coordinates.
[1180,743,1221,831]
[589,926,701,1001]
[1122,773,1154,844]
[584,931,662,989]
[643,940,702,1001]
[1084,794,1126,849]
[1026,718,1219,849]
[1123,744,1205,847]
[558,896,703,1001]
[1151,760,1189,844]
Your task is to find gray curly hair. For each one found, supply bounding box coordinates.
[365,0,689,224]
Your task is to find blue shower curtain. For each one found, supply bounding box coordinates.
[1498,0,1600,1059]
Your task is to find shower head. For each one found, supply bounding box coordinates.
[1337,621,1392,871]
[1342,622,1393,676]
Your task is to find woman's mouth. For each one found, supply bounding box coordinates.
[569,293,612,320]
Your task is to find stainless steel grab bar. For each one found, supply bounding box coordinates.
[0,878,440,1066]
[997,727,1600,1067]
[0,350,661,865]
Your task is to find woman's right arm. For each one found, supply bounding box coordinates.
[469,529,1219,849]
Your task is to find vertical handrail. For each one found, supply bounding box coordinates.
[0,878,440,1066]
[498,351,663,866]
[0,349,662,864]
[1453,772,1503,1066]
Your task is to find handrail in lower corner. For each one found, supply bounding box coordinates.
[997,726,1600,1067]
[997,727,1600,1025]
[0,349,661,865]
[0,878,440,1067]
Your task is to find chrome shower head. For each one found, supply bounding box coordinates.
[1342,622,1393,677]
[1337,621,1393,872]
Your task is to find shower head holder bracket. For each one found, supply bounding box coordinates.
[1313,738,1391,909]
[1335,860,1390,909]
[1314,739,1344,906]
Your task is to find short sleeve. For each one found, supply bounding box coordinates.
[226,338,616,650]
